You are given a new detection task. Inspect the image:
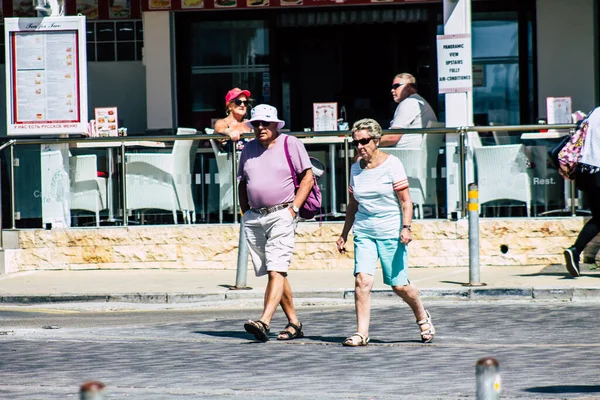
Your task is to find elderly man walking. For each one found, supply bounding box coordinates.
[237,104,314,342]
[379,72,438,148]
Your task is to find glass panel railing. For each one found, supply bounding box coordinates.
[0,123,580,229]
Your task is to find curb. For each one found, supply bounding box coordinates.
[0,287,600,304]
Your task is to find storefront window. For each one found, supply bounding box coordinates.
[438,12,530,127]
[189,20,270,124]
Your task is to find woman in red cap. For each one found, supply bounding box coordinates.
[214,88,252,146]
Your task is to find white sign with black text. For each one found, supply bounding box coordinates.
[436,34,473,94]
[5,16,88,135]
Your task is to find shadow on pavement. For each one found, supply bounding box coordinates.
[518,263,600,278]
[193,330,250,340]
[524,385,600,394]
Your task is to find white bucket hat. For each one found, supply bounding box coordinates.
[245,104,285,131]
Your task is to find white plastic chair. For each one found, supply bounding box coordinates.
[69,154,108,226]
[473,143,532,216]
[205,128,235,223]
[125,128,198,224]
[381,122,444,218]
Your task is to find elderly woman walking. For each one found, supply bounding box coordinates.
[336,118,435,346]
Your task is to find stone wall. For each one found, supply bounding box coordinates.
[1,218,598,274]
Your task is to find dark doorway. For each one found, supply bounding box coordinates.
[275,19,434,131]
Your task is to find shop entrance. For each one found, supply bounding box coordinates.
[275,18,435,131]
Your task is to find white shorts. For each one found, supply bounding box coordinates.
[242,208,298,277]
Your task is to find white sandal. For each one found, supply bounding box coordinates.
[343,332,370,347]
[417,310,435,343]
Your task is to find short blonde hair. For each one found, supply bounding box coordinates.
[394,73,416,84]
[352,118,382,139]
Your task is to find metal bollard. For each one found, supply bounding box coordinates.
[476,357,501,400]
[80,381,105,400]
[232,218,251,290]
[464,183,486,287]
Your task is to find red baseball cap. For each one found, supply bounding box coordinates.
[225,88,251,104]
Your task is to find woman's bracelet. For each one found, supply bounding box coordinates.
[402,225,412,231]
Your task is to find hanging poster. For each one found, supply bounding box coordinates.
[77,0,99,19]
[214,0,236,8]
[181,0,204,8]
[247,0,268,6]
[313,102,338,132]
[110,0,131,17]
[149,0,171,9]
[5,16,88,135]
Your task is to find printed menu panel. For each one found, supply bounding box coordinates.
[313,102,338,132]
[95,107,119,136]
[13,31,79,123]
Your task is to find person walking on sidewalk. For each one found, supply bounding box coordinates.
[336,118,435,347]
[564,108,600,277]
[238,104,315,341]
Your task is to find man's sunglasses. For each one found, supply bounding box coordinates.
[352,137,373,147]
[250,120,272,128]
[234,99,250,106]
[391,83,406,90]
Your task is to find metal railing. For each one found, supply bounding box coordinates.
[0,122,579,229]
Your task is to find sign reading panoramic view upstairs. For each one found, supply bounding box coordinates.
[436,33,473,94]
[5,16,88,135]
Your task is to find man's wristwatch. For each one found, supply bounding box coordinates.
[291,205,300,213]
[402,225,412,231]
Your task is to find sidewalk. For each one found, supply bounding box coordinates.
[0,264,599,304]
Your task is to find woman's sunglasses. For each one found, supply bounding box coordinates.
[234,99,250,106]
[352,137,373,147]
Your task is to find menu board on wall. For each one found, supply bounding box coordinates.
[5,17,88,135]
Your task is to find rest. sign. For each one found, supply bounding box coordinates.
[436,34,472,94]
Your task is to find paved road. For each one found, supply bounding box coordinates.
[0,301,599,399]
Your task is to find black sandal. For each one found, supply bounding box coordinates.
[277,322,303,341]
[244,320,270,342]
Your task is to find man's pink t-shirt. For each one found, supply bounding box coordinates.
[238,134,312,209]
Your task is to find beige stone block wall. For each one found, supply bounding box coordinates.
[2,217,597,272]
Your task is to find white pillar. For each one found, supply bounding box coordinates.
[443,0,473,218]
[143,11,175,130]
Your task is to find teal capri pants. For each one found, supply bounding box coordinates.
[353,234,409,286]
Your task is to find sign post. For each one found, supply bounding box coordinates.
[441,0,474,219]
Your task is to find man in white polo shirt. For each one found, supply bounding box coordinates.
[379,73,438,149]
